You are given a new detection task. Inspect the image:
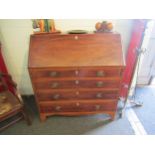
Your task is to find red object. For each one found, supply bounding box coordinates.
[0,44,8,73]
[0,44,15,94]
[119,20,147,100]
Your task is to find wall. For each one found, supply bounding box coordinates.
[0,19,133,95]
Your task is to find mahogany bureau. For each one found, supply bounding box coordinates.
[28,33,125,121]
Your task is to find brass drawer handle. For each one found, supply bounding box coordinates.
[76,102,80,107]
[51,82,59,88]
[96,71,105,77]
[49,71,58,77]
[53,94,60,100]
[75,70,79,76]
[74,36,78,40]
[75,91,79,95]
[96,81,104,87]
[75,80,79,85]
[96,93,103,98]
[95,105,101,110]
[55,106,61,111]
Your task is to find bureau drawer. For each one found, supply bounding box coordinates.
[30,69,77,78]
[39,100,117,113]
[36,89,119,101]
[34,78,121,89]
[78,68,121,77]
[30,67,122,78]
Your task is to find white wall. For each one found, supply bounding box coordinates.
[0,19,133,95]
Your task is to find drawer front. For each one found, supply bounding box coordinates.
[78,69,121,77]
[30,69,77,78]
[34,79,121,90]
[40,100,117,113]
[30,68,122,78]
[37,90,119,101]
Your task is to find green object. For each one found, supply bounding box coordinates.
[48,19,51,31]
[32,20,38,29]
[44,19,49,32]
[102,21,107,24]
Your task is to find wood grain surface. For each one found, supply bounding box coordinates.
[28,33,125,121]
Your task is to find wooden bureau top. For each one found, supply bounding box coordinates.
[28,33,125,68]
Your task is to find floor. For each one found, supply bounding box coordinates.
[1,86,155,135]
[132,86,155,134]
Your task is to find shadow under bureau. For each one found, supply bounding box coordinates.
[28,33,125,121]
